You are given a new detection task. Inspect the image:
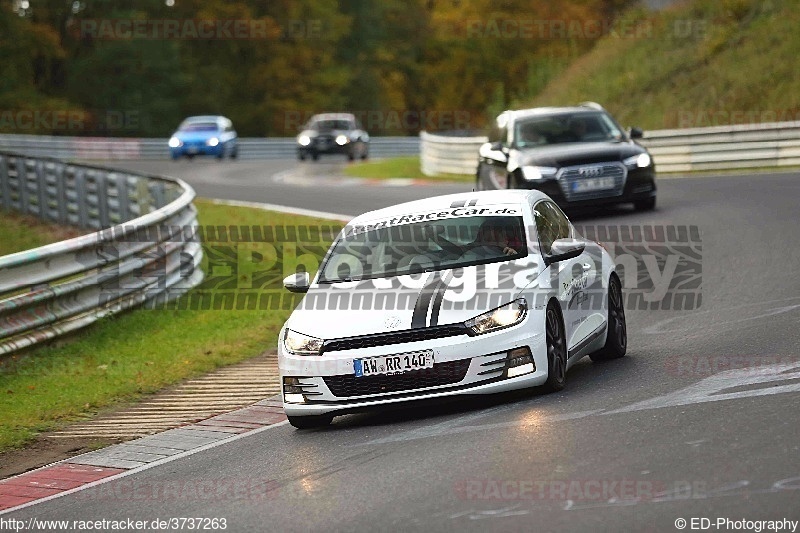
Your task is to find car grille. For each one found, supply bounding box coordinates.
[557,162,626,201]
[321,325,469,354]
[315,134,334,149]
[323,359,471,397]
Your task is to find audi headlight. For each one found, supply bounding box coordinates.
[335,134,349,146]
[464,298,528,335]
[623,153,651,169]
[206,137,219,147]
[168,137,182,148]
[521,166,557,181]
[298,134,311,146]
[284,329,323,356]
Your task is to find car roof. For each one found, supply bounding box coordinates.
[183,115,227,122]
[500,106,604,123]
[350,190,548,224]
[310,113,356,122]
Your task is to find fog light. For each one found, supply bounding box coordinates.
[505,347,534,377]
[507,363,535,378]
[284,393,306,404]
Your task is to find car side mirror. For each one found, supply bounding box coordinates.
[283,272,310,293]
[479,142,509,164]
[545,238,586,266]
[629,127,644,139]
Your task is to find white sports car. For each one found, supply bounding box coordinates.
[278,189,626,428]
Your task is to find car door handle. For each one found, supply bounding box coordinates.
[582,263,592,271]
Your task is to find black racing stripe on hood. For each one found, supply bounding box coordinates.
[411,272,441,328]
[429,272,453,327]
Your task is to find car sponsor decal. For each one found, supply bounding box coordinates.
[345,205,520,237]
[449,198,479,208]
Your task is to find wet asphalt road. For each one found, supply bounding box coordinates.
[9,159,800,531]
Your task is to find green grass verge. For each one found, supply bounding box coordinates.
[529,0,800,131]
[0,210,85,256]
[0,199,339,452]
[344,156,474,183]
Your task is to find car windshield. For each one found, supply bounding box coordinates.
[313,119,354,132]
[514,112,623,148]
[318,215,528,283]
[179,122,218,132]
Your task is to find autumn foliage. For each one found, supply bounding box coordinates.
[1,0,635,136]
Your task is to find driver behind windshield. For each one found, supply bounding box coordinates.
[473,218,523,257]
[567,117,588,141]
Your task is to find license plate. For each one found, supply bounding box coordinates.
[188,147,199,154]
[354,350,434,377]
[573,177,615,192]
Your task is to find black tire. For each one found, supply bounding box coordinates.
[288,414,333,429]
[230,148,238,159]
[634,196,656,211]
[590,275,627,362]
[298,152,306,161]
[311,151,319,161]
[347,149,355,161]
[542,302,567,392]
[360,145,368,160]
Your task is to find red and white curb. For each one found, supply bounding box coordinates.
[0,398,287,514]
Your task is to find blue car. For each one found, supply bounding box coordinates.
[169,116,238,160]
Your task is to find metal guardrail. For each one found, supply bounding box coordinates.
[0,135,420,161]
[0,151,204,355]
[420,120,800,175]
[420,131,484,176]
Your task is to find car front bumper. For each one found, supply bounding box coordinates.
[514,167,657,208]
[171,143,224,158]
[278,319,548,417]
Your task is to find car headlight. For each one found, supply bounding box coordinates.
[168,137,182,148]
[206,137,219,147]
[298,135,311,146]
[521,166,557,181]
[335,134,349,146]
[623,153,651,169]
[464,298,528,335]
[284,329,323,356]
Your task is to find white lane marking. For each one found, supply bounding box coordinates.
[0,420,290,516]
[360,363,800,445]
[207,198,352,222]
[604,361,800,414]
[643,297,800,335]
[272,167,420,188]
[449,504,529,520]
